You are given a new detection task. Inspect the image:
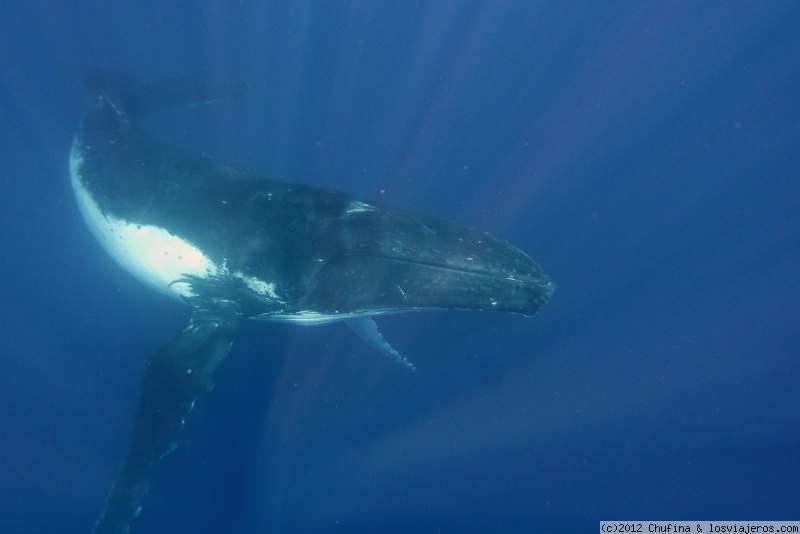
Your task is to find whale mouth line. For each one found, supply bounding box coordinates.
[335,253,553,288]
[307,253,554,317]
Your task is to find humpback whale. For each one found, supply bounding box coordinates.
[66,67,554,533]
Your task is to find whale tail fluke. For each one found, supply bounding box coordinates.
[64,65,247,121]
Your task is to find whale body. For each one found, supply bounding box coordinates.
[66,67,554,533]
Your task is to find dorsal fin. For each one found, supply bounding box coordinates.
[63,66,247,121]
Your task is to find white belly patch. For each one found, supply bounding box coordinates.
[70,148,219,298]
[70,141,283,303]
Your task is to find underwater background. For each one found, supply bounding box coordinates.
[1,1,798,532]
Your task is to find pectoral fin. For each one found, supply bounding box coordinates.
[93,301,242,534]
[345,317,415,370]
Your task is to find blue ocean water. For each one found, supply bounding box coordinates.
[1,1,798,532]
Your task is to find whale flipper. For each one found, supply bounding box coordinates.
[93,300,241,534]
[345,317,415,370]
